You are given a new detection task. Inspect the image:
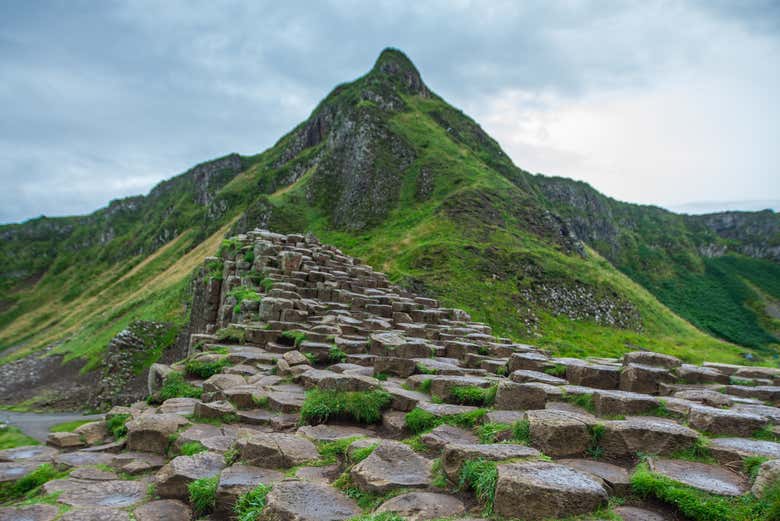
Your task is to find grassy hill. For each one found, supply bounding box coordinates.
[1,48,777,385]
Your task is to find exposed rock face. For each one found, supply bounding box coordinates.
[154,452,225,499]
[350,441,432,493]
[262,481,361,521]
[494,461,608,520]
[374,492,465,521]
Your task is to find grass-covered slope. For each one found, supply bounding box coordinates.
[0,48,776,375]
[530,175,780,354]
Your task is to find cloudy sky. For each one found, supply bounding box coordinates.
[1,1,778,224]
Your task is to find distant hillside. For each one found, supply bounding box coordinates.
[1,49,777,405]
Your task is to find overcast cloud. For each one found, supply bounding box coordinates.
[1,0,778,223]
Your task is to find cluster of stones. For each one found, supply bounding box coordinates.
[3,230,780,521]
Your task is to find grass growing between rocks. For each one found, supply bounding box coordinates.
[458,458,497,516]
[188,475,219,516]
[0,425,39,449]
[179,441,207,456]
[560,392,596,414]
[744,456,770,481]
[300,389,392,425]
[317,436,365,464]
[586,424,605,459]
[671,438,715,464]
[185,358,230,378]
[154,372,203,402]
[106,413,131,440]
[234,484,272,521]
[48,420,92,433]
[216,325,246,344]
[631,462,780,521]
[477,422,512,443]
[404,407,487,434]
[0,463,67,502]
[450,385,497,406]
[280,330,307,347]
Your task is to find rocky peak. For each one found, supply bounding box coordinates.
[369,48,429,97]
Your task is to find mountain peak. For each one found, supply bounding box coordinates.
[369,47,428,96]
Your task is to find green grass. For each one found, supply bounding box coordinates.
[671,438,715,464]
[228,286,261,314]
[404,406,487,434]
[154,372,203,402]
[188,475,219,516]
[234,484,272,521]
[216,325,246,344]
[586,424,605,459]
[0,463,67,502]
[299,389,392,425]
[0,425,39,449]
[317,436,364,463]
[631,462,779,521]
[477,422,512,443]
[328,346,347,364]
[512,419,531,444]
[560,392,596,414]
[179,441,207,456]
[106,413,130,440]
[458,459,498,516]
[351,443,378,464]
[450,385,497,406]
[224,447,240,466]
[48,419,92,433]
[185,357,230,378]
[744,456,770,481]
[544,364,568,377]
[280,330,307,347]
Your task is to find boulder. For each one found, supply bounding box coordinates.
[202,373,245,393]
[648,458,748,496]
[154,452,225,499]
[525,409,597,458]
[420,424,478,450]
[262,481,360,521]
[558,459,631,495]
[47,432,85,449]
[752,459,780,498]
[593,390,658,416]
[707,438,780,465]
[350,441,432,493]
[601,418,699,459]
[237,432,319,468]
[215,464,284,517]
[567,364,620,390]
[126,414,189,454]
[494,461,608,520]
[619,364,673,394]
[194,400,236,419]
[494,381,546,410]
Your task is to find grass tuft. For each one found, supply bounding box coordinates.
[106,413,131,440]
[180,441,207,456]
[458,459,498,516]
[188,475,219,516]
[404,406,487,435]
[155,372,202,402]
[185,357,230,378]
[300,389,392,425]
[234,484,272,521]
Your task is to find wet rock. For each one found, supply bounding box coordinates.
[262,481,360,521]
[0,461,41,482]
[0,445,57,462]
[707,437,780,465]
[350,440,432,493]
[59,508,130,521]
[494,461,608,520]
[110,452,166,474]
[613,506,671,521]
[154,451,225,499]
[43,478,146,508]
[134,499,192,521]
[55,451,114,469]
[0,504,59,521]
[375,492,466,521]
[296,424,372,443]
[237,431,319,468]
[69,467,118,481]
[648,458,748,496]
[688,405,767,436]
[558,459,631,495]
[441,443,540,480]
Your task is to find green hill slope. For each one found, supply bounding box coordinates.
[0,48,777,383]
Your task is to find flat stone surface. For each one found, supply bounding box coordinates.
[237,431,319,468]
[55,451,115,469]
[0,445,58,462]
[558,459,631,495]
[296,424,373,442]
[0,504,59,521]
[601,417,699,459]
[375,492,466,521]
[43,478,146,508]
[420,424,478,450]
[510,369,567,385]
[648,458,748,496]
[59,507,131,521]
[69,466,119,481]
[110,452,166,474]
[525,409,595,458]
[215,464,285,517]
[263,481,361,521]
[707,437,780,464]
[688,405,767,436]
[134,499,192,521]
[0,460,40,482]
[351,440,432,493]
[494,461,608,521]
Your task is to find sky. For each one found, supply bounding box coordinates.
[1,1,778,224]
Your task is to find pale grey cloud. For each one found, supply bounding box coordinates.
[0,0,778,223]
